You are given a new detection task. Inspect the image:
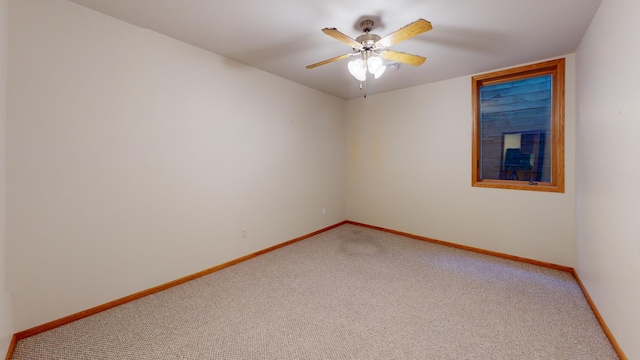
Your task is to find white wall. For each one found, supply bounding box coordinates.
[0,0,15,354]
[576,0,640,357]
[345,55,577,267]
[7,0,345,331]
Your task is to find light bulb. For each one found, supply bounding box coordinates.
[348,58,367,81]
[367,56,383,74]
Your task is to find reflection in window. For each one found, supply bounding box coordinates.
[479,75,551,183]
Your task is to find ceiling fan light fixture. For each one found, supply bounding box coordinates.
[348,58,367,81]
[366,56,384,75]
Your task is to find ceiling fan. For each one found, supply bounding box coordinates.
[307,18,432,85]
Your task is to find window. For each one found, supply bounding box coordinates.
[472,58,565,192]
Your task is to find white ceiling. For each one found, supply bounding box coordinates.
[68,0,602,99]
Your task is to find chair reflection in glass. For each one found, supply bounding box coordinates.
[503,148,532,180]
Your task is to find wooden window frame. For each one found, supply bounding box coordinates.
[471,58,565,193]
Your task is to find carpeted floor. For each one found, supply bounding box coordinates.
[11,224,619,359]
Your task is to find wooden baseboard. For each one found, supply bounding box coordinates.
[345,221,574,272]
[4,335,17,360]
[346,220,627,360]
[7,221,348,353]
[571,270,627,360]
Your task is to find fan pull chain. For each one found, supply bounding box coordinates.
[360,81,367,98]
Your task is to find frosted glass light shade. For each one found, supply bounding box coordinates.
[374,65,386,79]
[348,58,367,81]
[367,56,383,75]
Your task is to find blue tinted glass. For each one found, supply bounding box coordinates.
[479,75,552,182]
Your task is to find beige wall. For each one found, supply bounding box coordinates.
[345,55,577,267]
[576,0,640,357]
[7,0,345,331]
[1,0,15,355]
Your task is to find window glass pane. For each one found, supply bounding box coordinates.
[479,75,552,183]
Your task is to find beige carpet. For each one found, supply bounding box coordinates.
[11,224,619,359]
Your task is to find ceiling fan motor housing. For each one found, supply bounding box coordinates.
[355,33,382,51]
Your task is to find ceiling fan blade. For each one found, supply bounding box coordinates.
[306,53,355,69]
[321,28,363,49]
[378,19,432,48]
[380,50,426,66]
